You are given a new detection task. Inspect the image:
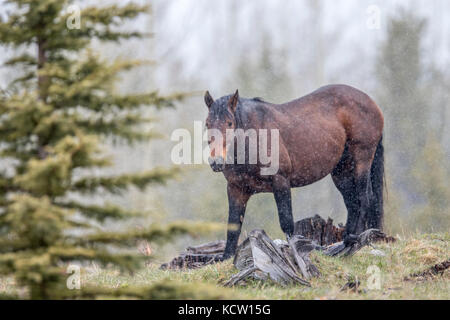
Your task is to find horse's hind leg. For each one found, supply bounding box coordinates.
[272,175,294,238]
[331,146,359,242]
[333,141,378,243]
[348,144,376,235]
[353,167,372,234]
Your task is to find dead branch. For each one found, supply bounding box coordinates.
[405,259,450,281]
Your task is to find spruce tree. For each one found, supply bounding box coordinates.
[0,1,209,299]
[411,136,450,233]
[375,10,450,233]
[376,10,428,188]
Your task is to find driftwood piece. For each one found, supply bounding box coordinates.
[160,240,225,270]
[294,215,344,246]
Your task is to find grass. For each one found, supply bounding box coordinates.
[1,233,449,299]
[83,232,449,300]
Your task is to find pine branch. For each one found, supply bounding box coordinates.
[72,168,179,194]
[75,221,222,246]
[0,3,149,49]
[4,54,37,67]
[47,246,144,271]
[80,4,150,28]
[56,201,143,221]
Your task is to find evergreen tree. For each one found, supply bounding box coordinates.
[410,136,450,233]
[0,0,209,299]
[376,10,428,190]
[376,10,450,233]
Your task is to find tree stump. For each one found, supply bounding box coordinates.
[294,214,344,246]
[225,230,318,287]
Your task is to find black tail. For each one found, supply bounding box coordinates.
[369,135,385,230]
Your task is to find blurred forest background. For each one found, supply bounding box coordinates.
[0,0,449,261]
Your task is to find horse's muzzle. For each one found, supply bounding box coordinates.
[208,156,225,172]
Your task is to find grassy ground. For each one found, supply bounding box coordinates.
[1,233,448,299]
[83,232,449,299]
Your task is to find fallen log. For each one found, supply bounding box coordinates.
[160,240,225,270]
[185,240,226,255]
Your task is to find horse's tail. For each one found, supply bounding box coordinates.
[369,135,385,230]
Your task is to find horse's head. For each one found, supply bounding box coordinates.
[204,90,239,172]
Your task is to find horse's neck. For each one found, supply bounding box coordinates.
[236,100,272,130]
[235,105,246,129]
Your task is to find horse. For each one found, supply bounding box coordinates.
[204,84,384,260]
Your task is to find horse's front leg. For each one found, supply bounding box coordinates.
[221,183,251,260]
[272,175,294,239]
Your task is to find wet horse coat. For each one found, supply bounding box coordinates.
[204,84,384,259]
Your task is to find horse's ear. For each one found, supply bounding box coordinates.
[204,91,214,109]
[228,89,239,113]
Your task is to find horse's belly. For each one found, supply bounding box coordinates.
[289,164,335,188]
[289,151,342,187]
[285,124,346,187]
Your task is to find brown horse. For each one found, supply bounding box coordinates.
[204,84,384,260]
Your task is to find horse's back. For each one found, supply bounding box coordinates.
[264,84,384,186]
[283,84,384,144]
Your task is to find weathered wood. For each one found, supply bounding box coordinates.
[160,240,225,270]
[224,267,258,287]
[288,236,313,279]
[323,229,388,257]
[160,217,395,276]
[186,240,226,254]
[228,228,389,286]
[404,259,450,280]
[231,230,314,286]
[294,215,344,246]
[291,237,322,278]
[161,216,343,270]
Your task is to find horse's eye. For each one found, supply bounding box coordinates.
[228,122,232,127]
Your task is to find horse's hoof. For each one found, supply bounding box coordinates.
[214,254,231,263]
[344,233,358,246]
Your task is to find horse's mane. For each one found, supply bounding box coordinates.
[234,97,270,130]
[252,97,265,102]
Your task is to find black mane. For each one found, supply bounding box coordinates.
[209,94,268,129]
[210,95,265,117]
[252,97,265,102]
